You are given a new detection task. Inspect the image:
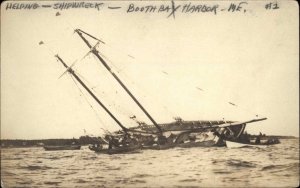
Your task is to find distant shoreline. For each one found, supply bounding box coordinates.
[0,135,105,148]
[0,135,298,148]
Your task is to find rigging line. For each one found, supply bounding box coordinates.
[116,74,176,118]
[75,68,139,124]
[80,41,101,62]
[95,50,144,89]
[77,29,105,44]
[92,45,136,79]
[97,55,175,118]
[75,71,96,89]
[94,52,141,90]
[76,72,124,113]
[86,43,135,85]
[97,51,123,73]
[76,29,135,61]
[92,45,131,79]
[96,50,161,99]
[72,71,138,132]
[94,50,176,119]
[70,74,102,122]
[92,90,143,126]
[86,56,137,117]
[100,41,136,60]
[69,73,111,132]
[95,47,138,81]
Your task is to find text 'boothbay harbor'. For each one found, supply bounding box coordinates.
[46,29,279,154]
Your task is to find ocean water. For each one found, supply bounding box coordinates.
[1,139,299,187]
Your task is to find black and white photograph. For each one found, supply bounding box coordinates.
[1,0,299,187]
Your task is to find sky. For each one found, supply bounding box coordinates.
[1,0,299,139]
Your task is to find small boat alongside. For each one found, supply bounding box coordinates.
[225,138,280,148]
[44,145,81,151]
[225,140,268,148]
[88,134,142,154]
[89,144,141,154]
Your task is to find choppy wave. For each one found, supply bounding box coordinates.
[1,139,299,187]
[226,159,257,168]
[261,164,284,171]
[19,164,53,171]
[44,181,62,185]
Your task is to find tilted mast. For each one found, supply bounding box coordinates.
[55,55,128,133]
[75,29,163,134]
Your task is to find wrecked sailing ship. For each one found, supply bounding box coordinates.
[53,29,275,154]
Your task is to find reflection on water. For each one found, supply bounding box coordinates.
[1,139,299,187]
